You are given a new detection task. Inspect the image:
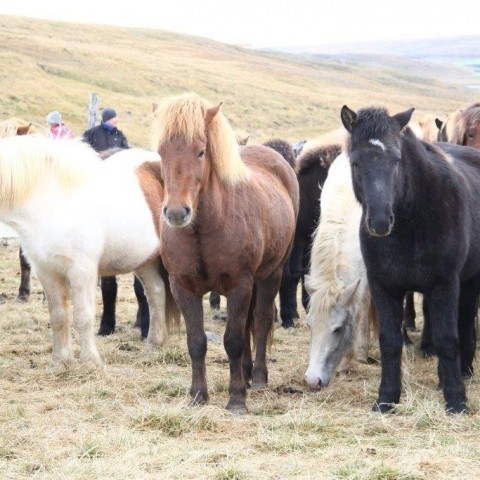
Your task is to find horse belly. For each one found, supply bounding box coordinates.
[95,177,160,275]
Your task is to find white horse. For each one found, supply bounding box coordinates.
[304,152,376,389]
[0,135,180,368]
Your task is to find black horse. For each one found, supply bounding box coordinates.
[341,104,480,414]
[279,143,341,327]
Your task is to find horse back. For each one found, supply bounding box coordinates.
[240,145,299,218]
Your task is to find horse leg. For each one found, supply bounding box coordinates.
[224,278,253,412]
[457,277,480,378]
[403,291,416,330]
[279,267,295,328]
[170,278,208,404]
[133,275,150,339]
[252,269,282,389]
[209,291,221,310]
[98,276,117,336]
[35,269,73,368]
[17,247,31,302]
[353,293,370,364]
[427,279,466,413]
[420,295,436,357]
[242,287,255,387]
[369,280,405,413]
[70,267,103,366]
[135,262,167,347]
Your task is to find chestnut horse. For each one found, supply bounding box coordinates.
[153,93,299,413]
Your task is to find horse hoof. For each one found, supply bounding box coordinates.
[281,320,295,329]
[446,402,467,414]
[421,346,436,358]
[97,326,114,336]
[226,401,248,414]
[372,401,396,414]
[16,294,29,303]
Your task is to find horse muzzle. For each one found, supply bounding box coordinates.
[163,205,192,228]
[366,213,394,237]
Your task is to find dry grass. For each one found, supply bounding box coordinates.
[1,15,477,148]
[1,238,479,479]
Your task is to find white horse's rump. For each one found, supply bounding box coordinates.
[304,152,375,389]
[0,135,178,368]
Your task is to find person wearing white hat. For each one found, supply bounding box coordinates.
[46,111,75,139]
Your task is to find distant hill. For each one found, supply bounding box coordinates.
[271,36,480,90]
[1,15,478,147]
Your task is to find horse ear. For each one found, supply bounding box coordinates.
[435,118,443,130]
[17,123,32,135]
[206,102,223,125]
[339,279,361,306]
[341,105,357,133]
[393,107,415,130]
[152,102,159,113]
[237,135,249,146]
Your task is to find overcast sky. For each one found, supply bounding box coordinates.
[2,0,479,48]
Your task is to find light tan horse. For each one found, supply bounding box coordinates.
[0,117,47,301]
[304,152,377,390]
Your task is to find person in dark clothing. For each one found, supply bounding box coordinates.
[82,107,150,339]
[82,107,129,152]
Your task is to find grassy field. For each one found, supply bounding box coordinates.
[1,238,479,479]
[1,15,478,148]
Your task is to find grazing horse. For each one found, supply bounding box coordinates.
[0,117,44,301]
[341,104,480,413]
[0,135,180,368]
[279,142,341,328]
[153,92,299,412]
[304,152,377,390]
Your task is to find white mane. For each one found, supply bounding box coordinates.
[308,152,365,315]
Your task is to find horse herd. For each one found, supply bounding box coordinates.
[1,95,480,415]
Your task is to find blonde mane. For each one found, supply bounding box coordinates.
[151,92,249,184]
[0,135,99,209]
[308,153,362,317]
[0,117,46,137]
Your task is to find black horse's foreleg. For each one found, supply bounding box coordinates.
[133,275,150,339]
[428,279,466,413]
[369,281,405,413]
[457,277,480,378]
[98,276,117,336]
[420,295,436,357]
[17,247,31,301]
[403,291,416,330]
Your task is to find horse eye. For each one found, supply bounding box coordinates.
[198,149,205,158]
[333,326,343,335]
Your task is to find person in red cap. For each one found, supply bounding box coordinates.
[46,111,75,139]
[82,107,129,152]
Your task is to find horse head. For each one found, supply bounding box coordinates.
[304,278,360,389]
[152,93,249,229]
[341,105,414,237]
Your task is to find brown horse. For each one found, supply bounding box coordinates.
[449,102,480,148]
[0,118,45,301]
[152,93,299,413]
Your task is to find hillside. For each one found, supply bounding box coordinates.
[1,15,477,147]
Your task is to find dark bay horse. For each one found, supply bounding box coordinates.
[153,93,299,413]
[341,104,480,414]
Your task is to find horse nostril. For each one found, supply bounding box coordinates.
[389,215,394,226]
[184,206,191,218]
[163,206,168,217]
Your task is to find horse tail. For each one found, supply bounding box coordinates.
[159,260,182,333]
[369,299,379,340]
